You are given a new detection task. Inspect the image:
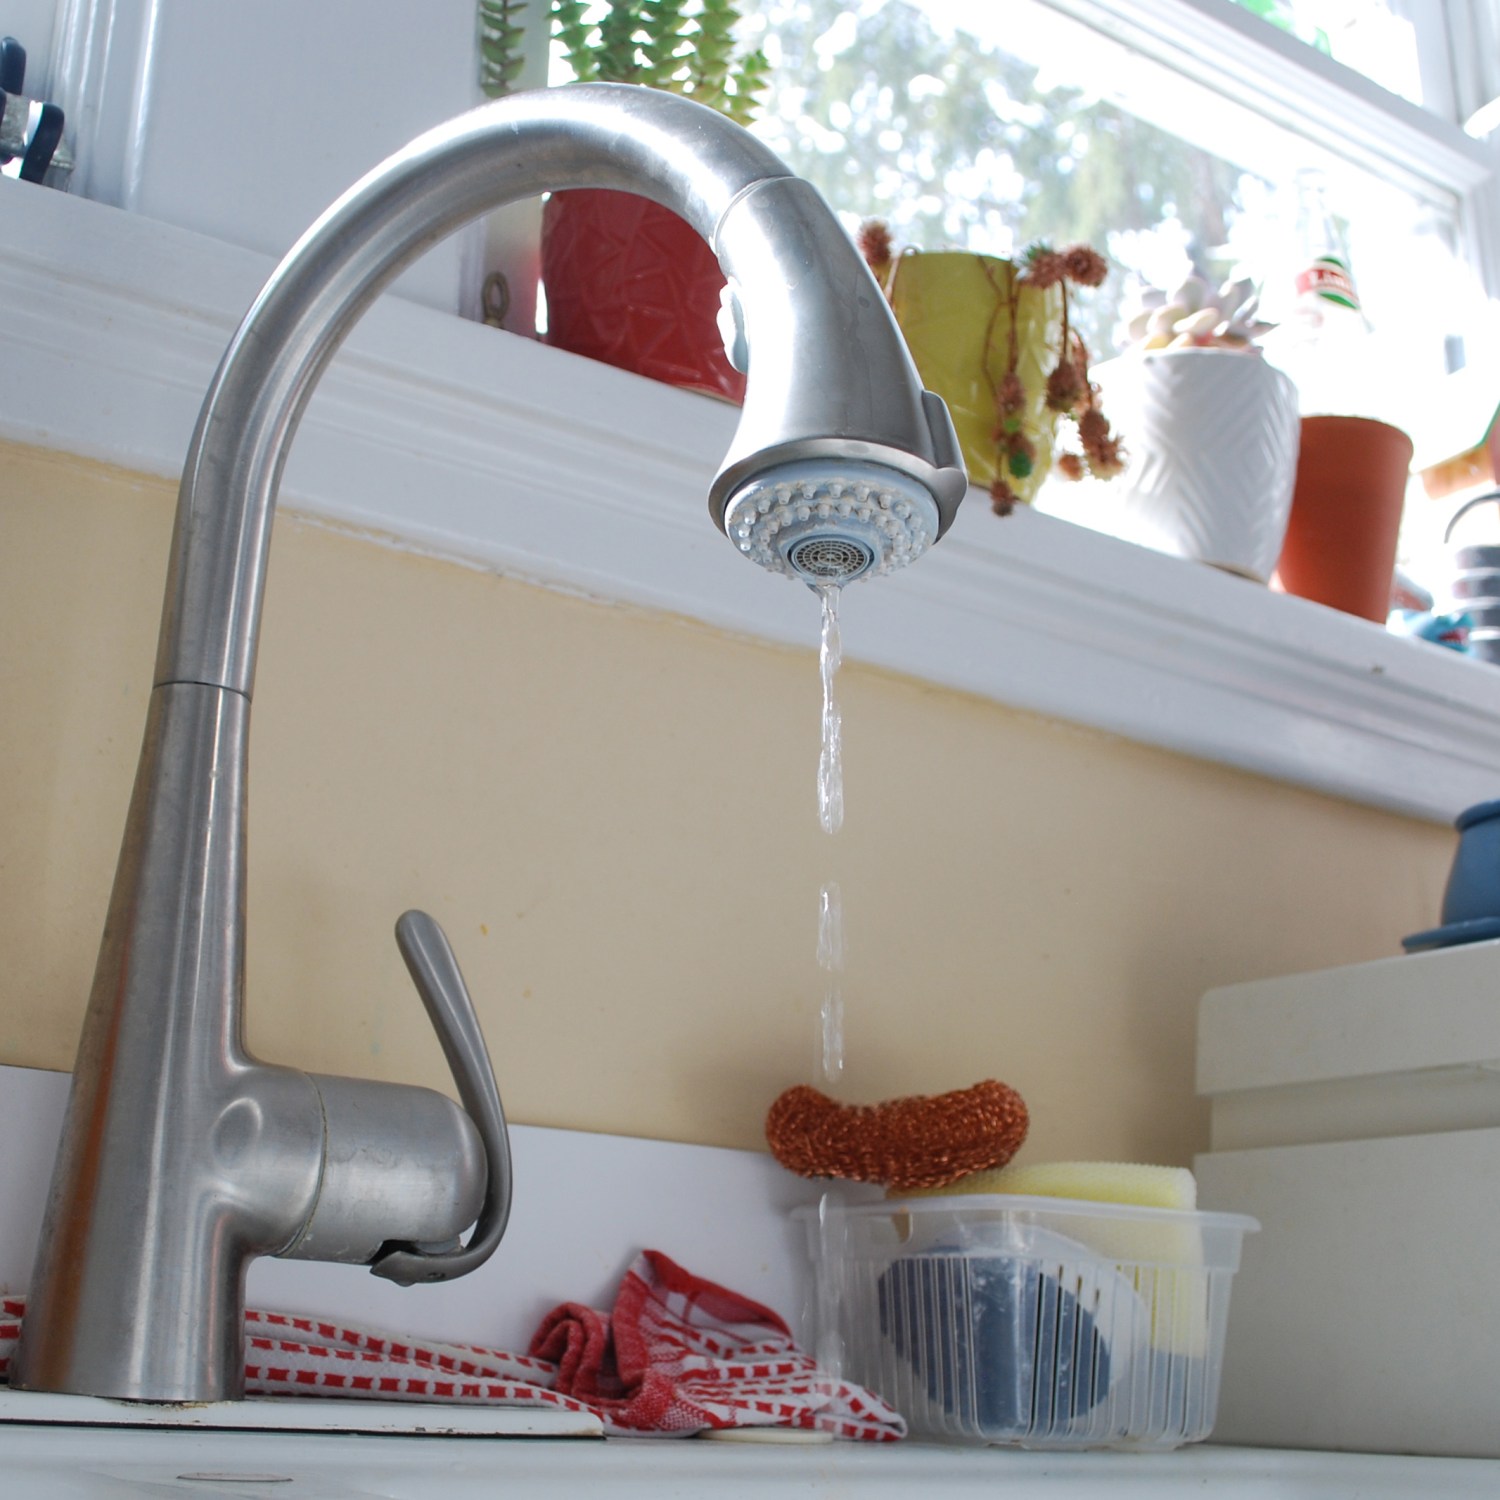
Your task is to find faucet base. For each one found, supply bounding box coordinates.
[13,682,328,1404]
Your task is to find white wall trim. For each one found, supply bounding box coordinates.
[5,177,1500,824]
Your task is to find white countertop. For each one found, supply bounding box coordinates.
[7,1425,1500,1498]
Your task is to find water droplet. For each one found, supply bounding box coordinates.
[816,880,845,1085]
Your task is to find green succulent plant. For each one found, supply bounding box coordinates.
[552,0,769,125]
[478,1,768,123]
[478,0,530,99]
[1128,275,1276,352]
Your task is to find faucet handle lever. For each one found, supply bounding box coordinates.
[371,910,513,1284]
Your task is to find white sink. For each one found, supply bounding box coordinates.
[6,1427,1500,1499]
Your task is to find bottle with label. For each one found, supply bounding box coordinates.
[1269,168,1380,420]
[1268,168,1415,623]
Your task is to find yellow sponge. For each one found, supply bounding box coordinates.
[907,1159,1197,1210]
[903,1160,1207,1355]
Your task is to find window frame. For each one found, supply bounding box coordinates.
[1033,0,1499,288]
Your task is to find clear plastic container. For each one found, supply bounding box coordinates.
[797,1194,1258,1450]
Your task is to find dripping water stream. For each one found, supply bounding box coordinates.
[813,584,847,1405]
[816,581,846,1086]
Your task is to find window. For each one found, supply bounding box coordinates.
[748,1,1488,385]
[1226,1,1427,104]
[735,0,1500,567]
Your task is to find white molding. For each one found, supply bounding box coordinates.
[5,177,1500,824]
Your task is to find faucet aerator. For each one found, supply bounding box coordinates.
[723,461,941,587]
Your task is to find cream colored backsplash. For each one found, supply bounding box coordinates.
[0,440,1453,1167]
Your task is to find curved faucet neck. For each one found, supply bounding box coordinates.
[154,83,962,698]
[155,84,795,698]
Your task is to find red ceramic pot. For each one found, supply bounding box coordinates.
[1274,415,1413,622]
[539,188,746,403]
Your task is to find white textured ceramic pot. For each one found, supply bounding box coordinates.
[1101,349,1302,582]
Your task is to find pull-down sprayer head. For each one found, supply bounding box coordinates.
[700,168,966,591]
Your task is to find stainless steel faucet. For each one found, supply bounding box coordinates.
[14,83,966,1405]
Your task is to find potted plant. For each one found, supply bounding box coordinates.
[538,0,770,400]
[859,224,1123,514]
[1097,274,1300,583]
[478,0,531,98]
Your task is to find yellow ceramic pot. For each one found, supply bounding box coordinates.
[886,250,1065,501]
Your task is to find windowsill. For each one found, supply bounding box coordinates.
[5,175,1500,825]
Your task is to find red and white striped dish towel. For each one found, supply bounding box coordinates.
[0,1251,903,1440]
[530,1248,902,1439]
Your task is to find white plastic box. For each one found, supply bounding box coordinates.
[799,1196,1257,1450]
[1195,939,1500,1458]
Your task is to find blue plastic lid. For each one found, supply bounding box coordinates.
[1455,799,1500,832]
[1401,915,1500,953]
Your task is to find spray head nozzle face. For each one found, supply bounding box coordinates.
[723,461,941,587]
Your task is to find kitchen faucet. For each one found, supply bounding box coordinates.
[14,83,966,1404]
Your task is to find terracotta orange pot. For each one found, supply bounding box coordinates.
[540,188,745,403]
[1274,415,1413,622]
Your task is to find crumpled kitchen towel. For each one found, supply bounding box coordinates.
[0,1254,904,1441]
[530,1248,904,1439]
